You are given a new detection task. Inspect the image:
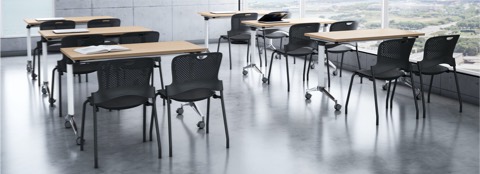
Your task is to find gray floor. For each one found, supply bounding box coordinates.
[1,43,479,174]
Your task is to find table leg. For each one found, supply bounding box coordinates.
[41,41,50,95]
[204,17,210,51]
[65,63,80,143]
[26,26,33,73]
[242,27,265,81]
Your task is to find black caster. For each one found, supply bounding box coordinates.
[41,86,49,95]
[31,73,37,80]
[262,77,268,83]
[332,70,338,76]
[49,98,56,106]
[334,104,342,111]
[382,83,388,90]
[197,121,205,129]
[415,93,422,100]
[176,108,184,115]
[310,64,315,69]
[275,55,281,59]
[64,121,71,129]
[76,137,85,145]
[305,92,312,100]
[243,70,248,75]
[26,61,32,72]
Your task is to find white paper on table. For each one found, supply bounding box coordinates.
[74,45,130,55]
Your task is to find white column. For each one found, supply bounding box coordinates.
[382,0,389,28]
[67,64,75,116]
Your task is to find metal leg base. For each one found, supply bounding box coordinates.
[64,114,82,145]
[243,63,268,83]
[305,86,342,111]
[177,102,206,129]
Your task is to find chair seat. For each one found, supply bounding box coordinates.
[327,45,353,53]
[257,30,288,39]
[412,65,449,75]
[228,33,251,41]
[158,88,215,102]
[356,69,404,80]
[96,95,148,110]
[276,47,314,56]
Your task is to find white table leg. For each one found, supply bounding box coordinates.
[26,27,32,70]
[204,18,210,51]
[67,64,75,117]
[41,41,49,94]
[250,28,257,65]
[317,45,326,87]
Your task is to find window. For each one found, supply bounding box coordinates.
[1,0,54,37]
[247,0,301,18]
[389,0,480,75]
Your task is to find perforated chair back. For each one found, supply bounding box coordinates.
[285,23,320,51]
[228,13,258,36]
[329,21,357,32]
[87,18,121,28]
[40,20,76,30]
[167,53,223,96]
[96,58,154,93]
[421,35,459,68]
[119,31,159,44]
[374,38,416,73]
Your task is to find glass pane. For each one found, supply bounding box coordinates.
[1,0,53,37]
[247,0,301,18]
[305,0,383,52]
[389,0,480,75]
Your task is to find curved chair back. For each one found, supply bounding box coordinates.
[96,58,154,94]
[329,21,357,32]
[229,13,258,36]
[40,20,76,30]
[87,18,121,28]
[119,31,159,44]
[374,38,416,72]
[285,23,320,51]
[422,35,460,68]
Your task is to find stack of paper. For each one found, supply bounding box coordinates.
[53,29,89,34]
[74,45,130,55]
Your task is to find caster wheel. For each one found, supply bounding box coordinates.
[197,121,205,129]
[382,84,388,90]
[310,64,315,69]
[49,98,56,105]
[334,104,342,111]
[41,86,48,95]
[64,121,71,129]
[176,108,184,115]
[76,137,85,145]
[332,70,338,76]
[275,55,281,59]
[305,92,312,100]
[31,73,37,80]
[415,93,422,100]
[262,77,268,83]
[242,70,248,75]
[27,61,32,72]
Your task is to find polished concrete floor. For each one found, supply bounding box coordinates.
[1,43,479,174]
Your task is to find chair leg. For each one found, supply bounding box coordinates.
[326,51,331,88]
[339,52,344,77]
[32,48,37,80]
[93,104,99,168]
[428,75,434,103]
[267,51,276,84]
[256,37,262,67]
[372,77,380,126]
[143,104,147,142]
[58,72,63,118]
[152,98,162,158]
[306,54,313,81]
[285,54,290,92]
[390,79,398,109]
[149,110,154,141]
[355,44,361,70]
[408,70,420,119]
[206,97,211,134]
[228,38,233,70]
[303,55,308,81]
[78,74,82,83]
[416,65,426,118]
[453,67,462,112]
[220,91,230,148]
[167,98,173,157]
[386,80,392,109]
[157,58,166,106]
[217,37,222,52]
[38,52,41,87]
[50,67,57,107]
[345,73,357,114]
[263,30,268,68]
[80,99,89,151]
[86,74,89,82]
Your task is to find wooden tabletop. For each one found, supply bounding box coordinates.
[61,41,207,61]
[305,28,425,43]
[198,10,270,18]
[242,18,336,28]
[24,16,114,26]
[39,26,151,39]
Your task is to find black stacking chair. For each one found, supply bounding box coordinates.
[49,35,105,117]
[267,23,320,92]
[411,35,462,114]
[80,58,161,168]
[31,20,76,84]
[157,52,229,157]
[256,11,290,66]
[345,38,418,125]
[119,31,163,88]
[87,18,121,44]
[217,13,258,70]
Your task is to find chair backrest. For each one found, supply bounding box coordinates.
[285,23,320,51]
[96,58,154,93]
[229,13,258,36]
[329,21,357,32]
[168,53,223,94]
[60,35,105,68]
[119,31,159,44]
[40,20,76,30]
[421,35,460,68]
[87,18,121,28]
[374,38,416,72]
